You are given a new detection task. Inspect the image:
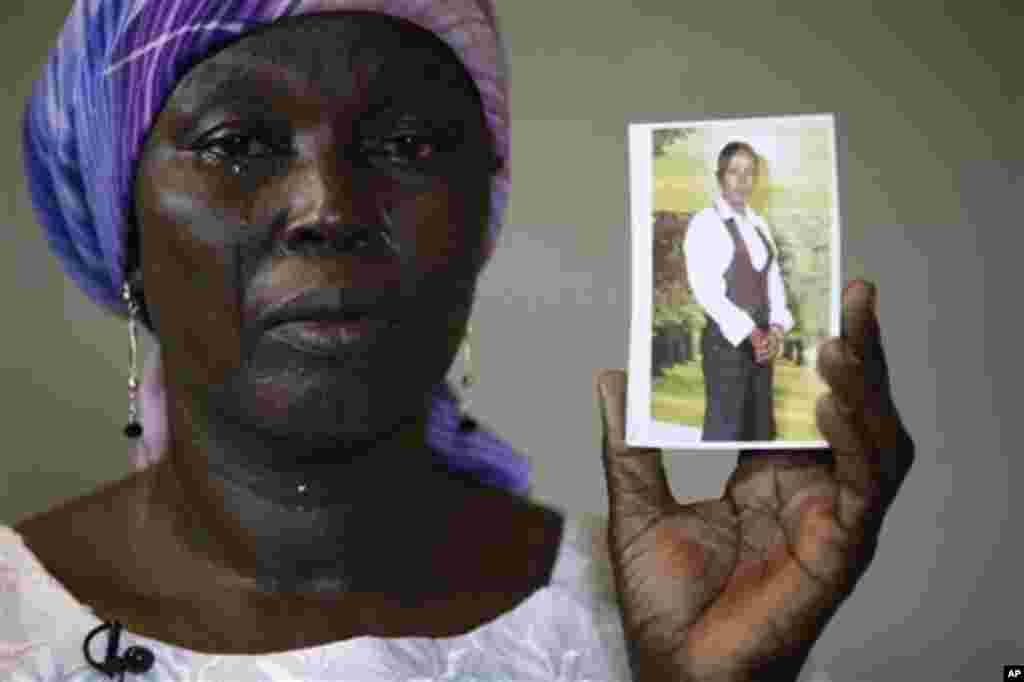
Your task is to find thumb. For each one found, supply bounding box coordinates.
[596,369,674,520]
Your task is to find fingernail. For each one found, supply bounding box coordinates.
[844,279,877,311]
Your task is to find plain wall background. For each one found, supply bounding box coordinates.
[1,1,1018,680]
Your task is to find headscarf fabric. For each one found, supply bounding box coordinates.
[23,0,528,495]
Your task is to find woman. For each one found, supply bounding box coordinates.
[685,141,794,442]
[3,1,913,679]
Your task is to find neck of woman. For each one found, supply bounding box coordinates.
[146,402,521,596]
[723,196,747,216]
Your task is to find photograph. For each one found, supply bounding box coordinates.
[627,113,842,450]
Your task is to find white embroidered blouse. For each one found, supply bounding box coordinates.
[0,516,635,681]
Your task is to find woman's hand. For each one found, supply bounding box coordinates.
[597,281,913,681]
[764,324,785,363]
[750,325,784,364]
[747,327,769,363]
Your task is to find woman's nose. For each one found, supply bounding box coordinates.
[275,142,384,250]
[287,150,364,225]
[276,150,403,258]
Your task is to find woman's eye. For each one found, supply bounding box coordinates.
[198,132,275,161]
[364,133,442,166]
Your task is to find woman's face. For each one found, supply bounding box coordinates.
[133,12,497,447]
[719,151,757,207]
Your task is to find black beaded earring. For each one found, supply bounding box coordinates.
[122,281,143,439]
[457,322,477,433]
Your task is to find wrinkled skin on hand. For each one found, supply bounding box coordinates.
[598,281,914,681]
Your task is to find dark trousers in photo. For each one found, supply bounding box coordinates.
[700,320,776,442]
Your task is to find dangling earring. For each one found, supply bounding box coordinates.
[457,322,478,433]
[122,281,143,438]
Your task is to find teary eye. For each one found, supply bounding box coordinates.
[357,114,467,173]
[362,133,441,166]
[198,131,275,160]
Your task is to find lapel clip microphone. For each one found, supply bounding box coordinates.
[83,621,155,679]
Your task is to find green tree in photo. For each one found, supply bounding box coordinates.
[652,128,694,158]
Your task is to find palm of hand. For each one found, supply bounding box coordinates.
[600,282,914,681]
[611,455,863,680]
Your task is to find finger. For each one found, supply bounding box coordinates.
[815,393,878,530]
[840,281,894,411]
[824,281,894,415]
[817,388,912,531]
[596,370,674,521]
[816,338,864,410]
[825,281,915,511]
[840,280,876,362]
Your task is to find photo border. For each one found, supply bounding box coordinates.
[626,112,844,451]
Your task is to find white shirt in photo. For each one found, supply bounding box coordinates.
[683,195,795,347]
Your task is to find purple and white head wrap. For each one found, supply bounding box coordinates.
[23,0,529,494]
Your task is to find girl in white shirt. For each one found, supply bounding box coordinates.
[684,142,795,440]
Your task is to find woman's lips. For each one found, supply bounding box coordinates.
[265,317,388,354]
[251,287,397,354]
